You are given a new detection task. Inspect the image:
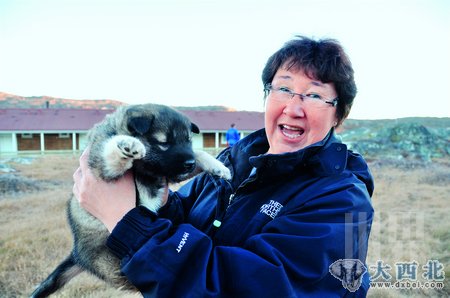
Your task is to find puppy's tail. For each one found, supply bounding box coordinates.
[30,254,83,298]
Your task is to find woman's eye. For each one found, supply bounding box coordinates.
[278,87,293,94]
[305,93,322,100]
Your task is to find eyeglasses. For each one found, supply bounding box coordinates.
[264,83,338,107]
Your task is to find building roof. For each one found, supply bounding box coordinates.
[0,109,112,131]
[0,108,264,132]
[181,110,264,131]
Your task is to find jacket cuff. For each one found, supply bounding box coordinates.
[106,206,157,260]
[155,191,174,216]
[156,191,185,225]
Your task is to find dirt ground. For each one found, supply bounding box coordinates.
[0,154,449,297]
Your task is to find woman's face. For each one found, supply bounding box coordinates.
[265,68,338,154]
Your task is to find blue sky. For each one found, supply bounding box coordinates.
[0,0,449,119]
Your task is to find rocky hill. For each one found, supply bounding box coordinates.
[0,92,234,111]
[338,118,450,162]
[0,92,125,110]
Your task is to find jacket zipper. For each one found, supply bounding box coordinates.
[226,170,258,209]
[213,171,259,230]
[228,194,235,207]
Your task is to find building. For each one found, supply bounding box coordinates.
[0,108,264,154]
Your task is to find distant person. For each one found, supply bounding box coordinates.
[225,123,240,147]
[74,36,374,297]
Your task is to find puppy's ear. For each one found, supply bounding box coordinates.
[191,122,200,134]
[128,116,153,135]
[125,106,154,135]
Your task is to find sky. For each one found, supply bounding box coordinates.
[0,0,449,119]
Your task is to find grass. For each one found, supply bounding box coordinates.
[0,154,449,297]
[366,160,449,297]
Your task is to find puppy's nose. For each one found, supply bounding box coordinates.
[183,159,196,172]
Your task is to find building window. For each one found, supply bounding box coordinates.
[58,133,70,139]
[21,133,33,139]
[220,133,227,145]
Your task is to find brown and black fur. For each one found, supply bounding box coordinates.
[30,104,231,297]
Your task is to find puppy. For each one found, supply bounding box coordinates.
[31,104,231,297]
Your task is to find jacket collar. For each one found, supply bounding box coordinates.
[229,128,348,177]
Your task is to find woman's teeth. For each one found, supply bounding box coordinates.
[280,125,304,139]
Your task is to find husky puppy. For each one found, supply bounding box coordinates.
[31,104,231,298]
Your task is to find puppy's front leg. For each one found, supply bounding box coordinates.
[101,135,146,179]
[194,150,231,180]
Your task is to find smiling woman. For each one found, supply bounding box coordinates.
[72,35,374,297]
[262,37,356,154]
[264,70,339,154]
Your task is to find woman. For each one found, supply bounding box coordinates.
[74,36,374,297]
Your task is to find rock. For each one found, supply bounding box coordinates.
[0,174,42,194]
[339,121,449,162]
[0,163,16,173]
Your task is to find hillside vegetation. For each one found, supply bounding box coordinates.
[338,117,449,162]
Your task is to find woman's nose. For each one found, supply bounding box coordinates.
[283,97,306,118]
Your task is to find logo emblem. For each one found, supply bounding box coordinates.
[260,200,283,219]
[329,259,367,292]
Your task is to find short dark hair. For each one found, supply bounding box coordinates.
[262,36,356,126]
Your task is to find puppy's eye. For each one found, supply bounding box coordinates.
[158,143,170,151]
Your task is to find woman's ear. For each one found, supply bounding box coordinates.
[332,114,340,127]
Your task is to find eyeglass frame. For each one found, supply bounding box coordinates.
[264,83,339,107]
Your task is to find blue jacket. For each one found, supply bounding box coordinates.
[107,128,374,297]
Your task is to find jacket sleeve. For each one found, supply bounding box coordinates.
[106,180,373,298]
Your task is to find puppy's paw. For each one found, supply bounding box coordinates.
[115,135,146,160]
[102,135,146,178]
[194,150,231,180]
[211,163,232,180]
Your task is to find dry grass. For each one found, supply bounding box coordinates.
[0,154,139,298]
[366,159,450,297]
[0,154,449,297]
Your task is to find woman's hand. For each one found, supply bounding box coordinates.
[72,149,137,232]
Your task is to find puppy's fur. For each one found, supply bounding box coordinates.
[31,104,231,298]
